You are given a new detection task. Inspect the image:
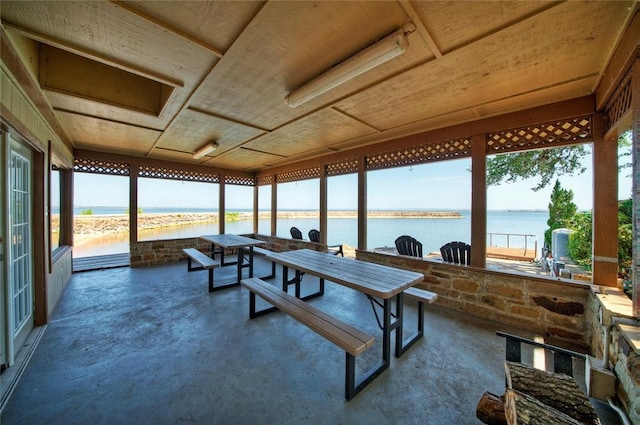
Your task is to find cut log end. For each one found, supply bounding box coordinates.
[476,391,507,425]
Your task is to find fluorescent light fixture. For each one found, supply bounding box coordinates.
[192,141,218,159]
[285,28,409,108]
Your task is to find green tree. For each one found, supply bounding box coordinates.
[567,211,592,270]
[487,146,587,191]
[544,179,577,249]
[567,199,633,274]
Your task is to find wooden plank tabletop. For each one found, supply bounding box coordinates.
[200,234,266,248]
[266,249,424,299]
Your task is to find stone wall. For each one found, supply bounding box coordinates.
[588,289,639,424]
[129,233,324,267]
[356,249,594,348]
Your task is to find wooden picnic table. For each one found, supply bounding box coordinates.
[265,249,425,397]
[200,234,265,289]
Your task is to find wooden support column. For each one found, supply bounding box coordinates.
[471,134,487,268]
[129,164,138,243]
[252,183,258,234]
[357,157,367,250]
[320,164,328,245]
[219,176,225,235]
[271,176,277,236]
[592,112,619,286]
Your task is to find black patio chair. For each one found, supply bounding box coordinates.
[308,229,344,256]
[394,235,423,258]
[290,226,303,239]
[440,241,471,265]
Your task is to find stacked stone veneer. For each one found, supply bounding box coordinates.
[130,233,324,268]
[587,291,640,423]
[357,250,594,348]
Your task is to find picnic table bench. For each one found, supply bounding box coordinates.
[240,277,375,400]
[183,248,220,292]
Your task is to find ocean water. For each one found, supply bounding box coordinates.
[72,208,549,258]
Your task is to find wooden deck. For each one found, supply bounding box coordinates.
[73,253,130,273]
[486,246,536,262]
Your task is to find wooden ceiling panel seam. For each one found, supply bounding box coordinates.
[331,107,383,132]
[398,0,442,59]
[109,0,225,58]
[147,2,270,156]
[52,107,165,133]
[146,58,221,156]
[256,95,596,178]
[187,106,271,133]
[3,21,183,88]
[439,1,565,56]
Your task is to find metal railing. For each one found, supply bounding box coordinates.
[487,233,537,257]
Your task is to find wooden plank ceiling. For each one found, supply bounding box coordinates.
[0,1,635,172]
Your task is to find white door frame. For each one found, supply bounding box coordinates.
[3,132,34,367]
[0,129,7,368]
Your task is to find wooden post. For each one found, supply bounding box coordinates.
[219,176,225,235]
[252,183,258,234]
[320,163,328,245]
[129,164,138,243]
[357,157,367,250]
[471,134,487,268]
[271,176,277,237]
[592,112,619,286]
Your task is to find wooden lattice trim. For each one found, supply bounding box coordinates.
[487,116,592,154]
[74,157,129,176]
[327,158,359,176]
[224,174,254,186]
[256,175,273,186]
[138,165,219,183]
[366,138,472,170]
[605,71,632,131]
[276,167,321,183]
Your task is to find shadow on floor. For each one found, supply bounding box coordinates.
[1,257,621,425]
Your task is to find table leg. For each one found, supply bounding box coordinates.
[249,247,254,277]
[347,297,392,399]
[237,247,243,284]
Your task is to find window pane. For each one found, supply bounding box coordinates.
[328,174,357,250]
[486,144,593,280]
[277,179,319,239]
[366,159,471,254]
[258,185,271,235]
[225,184,253,235]
[138,178,219,241]
[50,168,61,251]
[73,173,129,257]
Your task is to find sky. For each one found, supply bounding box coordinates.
[71,145,631,212]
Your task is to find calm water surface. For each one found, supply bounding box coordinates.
[73,210,549,258]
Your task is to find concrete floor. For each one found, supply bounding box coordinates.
[1,257,621,425]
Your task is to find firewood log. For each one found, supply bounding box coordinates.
[504,362,601,425]
[476,391,507,425]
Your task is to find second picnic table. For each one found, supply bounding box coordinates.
[200,234,265,290]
